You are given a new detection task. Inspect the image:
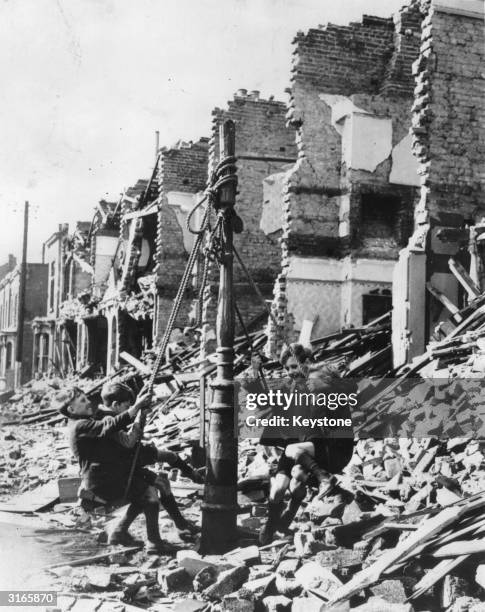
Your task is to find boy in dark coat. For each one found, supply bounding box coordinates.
[60,386,172,554]
[100,381,200,536]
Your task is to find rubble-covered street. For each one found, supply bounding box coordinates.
[1,300,485,611]
[0,0,484,610]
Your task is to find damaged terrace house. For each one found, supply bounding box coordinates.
[265,0,484,361]
[32,221,93,377]
[0,255,47,391]
[30,0,485,376]
[31,139,211,376]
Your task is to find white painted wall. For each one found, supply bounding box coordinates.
[389,134,420,186]
[286,256,395,337]
[166,191,200,253]
[341,113,393,172]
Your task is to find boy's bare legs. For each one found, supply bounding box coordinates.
[259,472,289,545]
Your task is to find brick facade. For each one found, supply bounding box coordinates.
[392,0,485,364]
[267,2,425,354]
[154,138,209,341]
[0,263,48,389]
[201,92,297,353]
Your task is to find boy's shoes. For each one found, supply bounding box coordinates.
[175,519,200,537]
[258,522,276,546]
[146,538,177,555]
[108,529,143,547]
[179,465,204,484]
[258,501,284,546]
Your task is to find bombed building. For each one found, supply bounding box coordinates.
[393,0,485,365]
[265,1,425,353]
[24,0,484,376]
[202,92,297,351]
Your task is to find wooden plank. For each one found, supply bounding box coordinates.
[411,556,468,599]
[426,282,461,317]
[43,546,142,570]
[327,495,485,604]
[0,510,55,529]
[449,258,481,299]
[119,351,151,375]
[299,316,318,347]
[432,537,485,558]
[0,481,59,513]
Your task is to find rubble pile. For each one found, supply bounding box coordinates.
[1,313,485,610]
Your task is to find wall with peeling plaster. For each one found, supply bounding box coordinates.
[267,2,424,346]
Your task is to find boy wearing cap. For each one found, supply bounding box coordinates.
[60,386,173,554]
[100,381,200,536]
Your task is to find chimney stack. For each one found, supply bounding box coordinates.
[155,130,160,161]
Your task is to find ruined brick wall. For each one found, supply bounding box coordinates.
[392,0,485,363]
[285,2,423,254]
[210,93,297,283]
[154,138,209,340]
[412,0,485,225]
[267,2,424,352]
[201,92,297,354]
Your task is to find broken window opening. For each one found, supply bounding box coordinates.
[360,193,401,241]
[49,261,56,312]
[362,292,392,325]
[110,316,118,371]
[5,341,13,370]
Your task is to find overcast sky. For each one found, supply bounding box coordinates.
[0,0,405,263]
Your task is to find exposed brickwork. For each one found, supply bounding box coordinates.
[201,93,297,354]
[158,138,209,194]
[391,0,485,362]
[268,3,424,350]
[411,1,485,225]
[154,138,209,340]
[210,94,297,282]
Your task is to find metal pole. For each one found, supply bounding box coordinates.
[15,201,29,387]
[200,120,238,553]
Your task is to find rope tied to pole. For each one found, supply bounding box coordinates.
[123,150,238,500]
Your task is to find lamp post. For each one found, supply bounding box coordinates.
[200,120,238,553]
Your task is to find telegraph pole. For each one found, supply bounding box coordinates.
[15,201,29,387]
[201,121,238,553]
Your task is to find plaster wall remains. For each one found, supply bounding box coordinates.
[93,232,119,292]
[267,2,424,353]
[392,0,485,365]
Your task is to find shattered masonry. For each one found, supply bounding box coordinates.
[393,0,485,365]
[202,92,297,355]
[269,1,424,353]
[0,0,479,384]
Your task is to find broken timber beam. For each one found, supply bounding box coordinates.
[119,351,151,375]
[449,257,481,299]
